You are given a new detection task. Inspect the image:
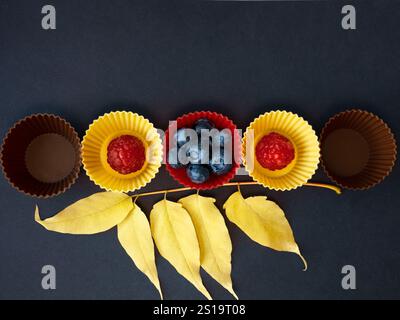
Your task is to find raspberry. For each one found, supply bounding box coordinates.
[107,135,145,174]
[255,132,295,171]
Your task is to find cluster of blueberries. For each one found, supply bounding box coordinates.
[168,118,234,184]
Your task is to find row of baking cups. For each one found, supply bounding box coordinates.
[0,110,396,197]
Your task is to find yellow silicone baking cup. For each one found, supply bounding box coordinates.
[82,111,163,192]
[242,110,320,191]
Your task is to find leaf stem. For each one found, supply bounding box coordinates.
[302,182,342,194]
[131,181,341,198]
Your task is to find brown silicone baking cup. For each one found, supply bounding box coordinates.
[320,110,397,190]
[1,114,82,198]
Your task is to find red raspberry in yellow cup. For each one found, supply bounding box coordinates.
[107,135,146,174]
[255,132,295,171]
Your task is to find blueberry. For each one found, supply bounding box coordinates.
[210,161,232,175]
[194,118,215,135]
[168,147,183,169]
[174,128,190,147]
[184,142,209,164]
[187,164,210,184]
[218,129,232,147]
[210,151,233,175]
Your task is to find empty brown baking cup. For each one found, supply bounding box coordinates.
[1,114,82,197]
[320,110,397,190]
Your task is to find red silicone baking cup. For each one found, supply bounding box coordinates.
[165,111,241,190]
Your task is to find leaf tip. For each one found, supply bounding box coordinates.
[231,290,239,300]
[158,288,164,300]
[200,285,213,300]
[299,254,308,271]
[34,205,41,222]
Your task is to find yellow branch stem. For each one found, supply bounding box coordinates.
[131,181,341,198]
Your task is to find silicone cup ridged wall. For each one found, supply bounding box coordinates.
[82,111,163,192]
[242,110,320,191]
[0,114,82,198]
[320,109,397,190]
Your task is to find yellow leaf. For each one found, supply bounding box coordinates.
[35,192,133,234]
[179,194,238,299]
[223,191,307,270]
[117,204,163,299]
[150,199,212,300]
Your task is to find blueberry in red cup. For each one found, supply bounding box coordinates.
[210,150,233,175]
[194,118,215,135]
[174,128,191,148]
[165,111,241,190]
[168,147,184,169]
[218,129,232,147]
[187,164,210,184]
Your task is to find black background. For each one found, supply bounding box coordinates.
[0,0,399,299]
